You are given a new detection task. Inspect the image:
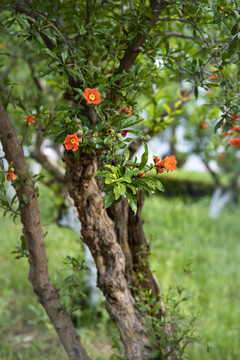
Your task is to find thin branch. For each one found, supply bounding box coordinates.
[0,205,21,217]
[202,158,221,186]
[21,123,29,146]
[4,85,14,109]
[28,62,44,92]
[116,0,168,75]
[165,32,195,40]
[111,0,124,79]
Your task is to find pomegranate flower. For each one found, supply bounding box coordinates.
[200,121,207,129]
[122,130,129,136]
[120,107,132,115]
[230,138,240,147]
[209,74,219,80]
[156,155,177,172]
[83,88,101,105]
[6,168,16,181]
[24,114,35,125]
[63,134,80,151]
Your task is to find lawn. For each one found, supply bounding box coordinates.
[143,195,240,360]
[0,179,239,359]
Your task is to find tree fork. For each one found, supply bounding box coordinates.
[65,151,152,360]
[0,100,89,360]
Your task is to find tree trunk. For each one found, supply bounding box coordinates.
[0,100,89,360]
[128,191,161,298]
[65,151,152,360]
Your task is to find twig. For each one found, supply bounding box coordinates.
[165,32,195,40]
[111,0,124,80]
[0,205,21,217]
[4,86,14,109]
[21,124,29,146]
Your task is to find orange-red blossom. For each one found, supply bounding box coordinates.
[63,134,80,152]
[83,88,101,105]
[6,168,16,181]
[24,114,35,125]
[230,138,240,147]
[120,107,132,115]
[155,155,177,172]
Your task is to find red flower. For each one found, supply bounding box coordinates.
[156,167,164,173]
[154,156,161,165]
[232,114,240,122]
[223,132,231,137]
[158,155,177,172]
[138,171,145,177]
[231,126,240,133]
[6,168,16,181]
[230,138,240,147]
[209,74,219,79]
[150,305,154,309]
[120,107,132,115]
[122,130,129,136]
[83,88,101,105]
[63,134,80,151]
[200,121,207,129]
[24,114,35,125]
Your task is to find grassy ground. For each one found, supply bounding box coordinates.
[143,195,240,360]
[0,178,240,359]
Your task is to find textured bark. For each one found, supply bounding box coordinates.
[107,199,133,280]
[0,100,89,360]
[128,191,160,298]
[65,151,152,360]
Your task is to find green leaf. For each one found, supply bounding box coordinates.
[144,177,164,192]
[103,191,115,209]
[231,23,238,36]
[148,350,160,359]
[163,103,171,115]
[61,47,68,64]
[194,86,198,99]
[126,191,137,214]
[227,35,238,57]
[41,29,57,45]
[128,130,150,140]
[44,48,61,62]
[123,168,141,178]
[123,148,130,165]
[62,70,68,86]
[113,183,125,200]
[105,178,115,184]
[126,183,137,194]
[95,170,114,178]
[214,119,223,133]
[105,164,119,178]
[139,143,148,170]
[119,177,131,183]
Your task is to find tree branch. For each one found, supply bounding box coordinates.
[0,99,89,360]
[117,0,168,75]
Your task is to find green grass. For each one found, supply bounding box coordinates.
[143,195,240,360]
[0,184,115,360]
[1,179,240,359]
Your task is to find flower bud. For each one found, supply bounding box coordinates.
[77,130,83,137]
[154,156,160,164]
[156,167,163,173]
[115,132,121,138]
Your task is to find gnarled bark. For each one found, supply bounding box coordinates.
[128,191,161,298]
[65,151,152,360]
[0,100,89,360]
